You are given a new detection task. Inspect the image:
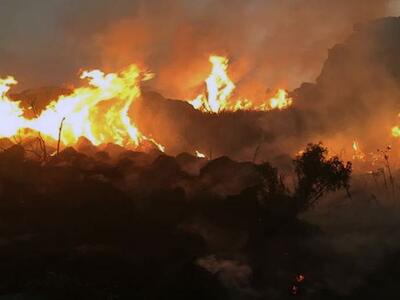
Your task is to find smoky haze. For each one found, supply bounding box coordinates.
[0,0,397,97]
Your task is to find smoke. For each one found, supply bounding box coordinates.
[287,16,400,168]
[0,0,395,97]
[302,185,400,295]
[197,255,252,288]
[0,0,139,89]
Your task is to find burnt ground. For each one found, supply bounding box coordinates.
[0,143,398,300]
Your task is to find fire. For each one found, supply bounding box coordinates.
[266,89,292,110]
[391,113,400,138]
[352,140,365,160]
[190,55,293,113]
[0,65,164,151]
[352,140,358,151]
[392,126,400,137]
[195,150,206,158]
[189,55,235,113]
[0,77,28,137]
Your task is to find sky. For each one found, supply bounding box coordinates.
[0,0,399,98]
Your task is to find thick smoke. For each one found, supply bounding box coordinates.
[0,0,395,97]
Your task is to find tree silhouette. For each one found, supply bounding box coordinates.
[294,143,352,212]
[256,162,287,201]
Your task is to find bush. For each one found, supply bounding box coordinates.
[293,143,352,212]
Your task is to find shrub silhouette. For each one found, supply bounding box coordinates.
[293,143,352,212]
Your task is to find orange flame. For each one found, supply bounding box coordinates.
[0,65,164,151]
[267,89,293,110]
[190,55,292,113]
[189,55,235,113]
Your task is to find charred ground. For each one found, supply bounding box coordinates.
[0,140,355,299]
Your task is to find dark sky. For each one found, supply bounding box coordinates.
[0,0,399,97]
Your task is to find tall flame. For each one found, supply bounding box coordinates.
[0,65,164,151]
[190,55,293,113]
[0,77,28,137]
[352,140,365,160]
[190,55,235,113]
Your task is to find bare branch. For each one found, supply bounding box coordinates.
[57,117,66,155]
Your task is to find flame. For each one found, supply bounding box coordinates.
[189,55,235,113]
[190,55,293,113]
[267,89,293,110]
[352,140,365,160]
[392,126,400,137]
[391,113,400,138]
[0,65,164,151]
[0,77,28,137]
[195,150,206,158]
[352,140,359,152]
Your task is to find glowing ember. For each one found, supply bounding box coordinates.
[190,55,293,113]
[291,274,305,295]
[0,65,164,151]
[295,274,305,283]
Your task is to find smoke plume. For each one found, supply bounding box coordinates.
[0,0,395,98]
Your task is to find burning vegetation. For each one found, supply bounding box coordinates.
[189,55,293,113]
[0,54,294,156]
[0,65,163,153]
[0,137,352,299]
[2,7,400,300]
